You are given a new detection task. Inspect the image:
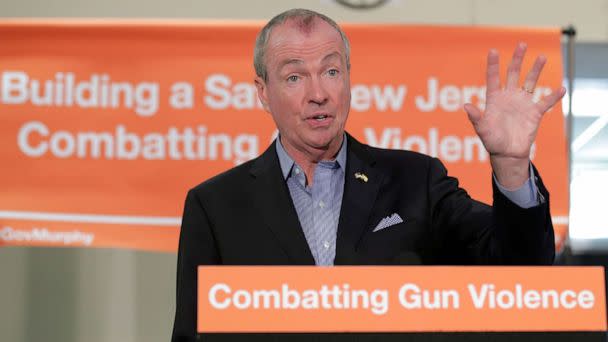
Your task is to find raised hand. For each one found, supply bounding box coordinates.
[463,42,565,189]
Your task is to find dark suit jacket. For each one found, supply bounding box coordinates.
[172,134,555,341]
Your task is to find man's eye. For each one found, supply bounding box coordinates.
[327,69,339,76]
[287,75,299,82]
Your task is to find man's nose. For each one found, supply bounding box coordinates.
[307,76,328,105]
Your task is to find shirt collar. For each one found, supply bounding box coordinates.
[275,134,348,180]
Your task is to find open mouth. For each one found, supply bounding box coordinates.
[305,113,333,127]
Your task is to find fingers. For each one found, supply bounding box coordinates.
[486,49,501,94]
[523,55,547,92]
[506,42,527,89]
[537,87,566,113]
[464,103,483,125]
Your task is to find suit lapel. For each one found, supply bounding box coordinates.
[335,135,385,264]
[249,143,315,265]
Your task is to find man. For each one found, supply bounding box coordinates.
[172,8,564,341]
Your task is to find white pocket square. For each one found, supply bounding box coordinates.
[373,213,404,232]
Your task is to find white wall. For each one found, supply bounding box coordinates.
[1,0,608,41]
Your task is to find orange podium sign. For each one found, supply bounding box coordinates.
[198,266,606,333]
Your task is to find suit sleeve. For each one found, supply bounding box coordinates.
[172,189,221,342]
[427,157,554,265]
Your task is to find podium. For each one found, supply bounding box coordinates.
[197,266,607,341]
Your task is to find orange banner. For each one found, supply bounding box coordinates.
[198,266,606,333]
[0,21,568,252]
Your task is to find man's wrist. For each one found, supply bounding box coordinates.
[494,162,540,209]
[490,155,530,190]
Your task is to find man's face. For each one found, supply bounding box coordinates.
[255,18,351,157]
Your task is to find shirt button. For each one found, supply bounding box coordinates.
[323,241,330,249]
[294,168,300,175]
[319,201,325,208]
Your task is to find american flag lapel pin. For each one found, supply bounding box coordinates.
[354,172,368,183]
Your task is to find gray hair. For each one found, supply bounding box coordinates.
[253,8,351,81]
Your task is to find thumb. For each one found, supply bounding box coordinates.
[463,103,482,126]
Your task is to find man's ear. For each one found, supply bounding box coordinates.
[254,76,271,113]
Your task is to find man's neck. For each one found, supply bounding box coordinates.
[280,135,344,186]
